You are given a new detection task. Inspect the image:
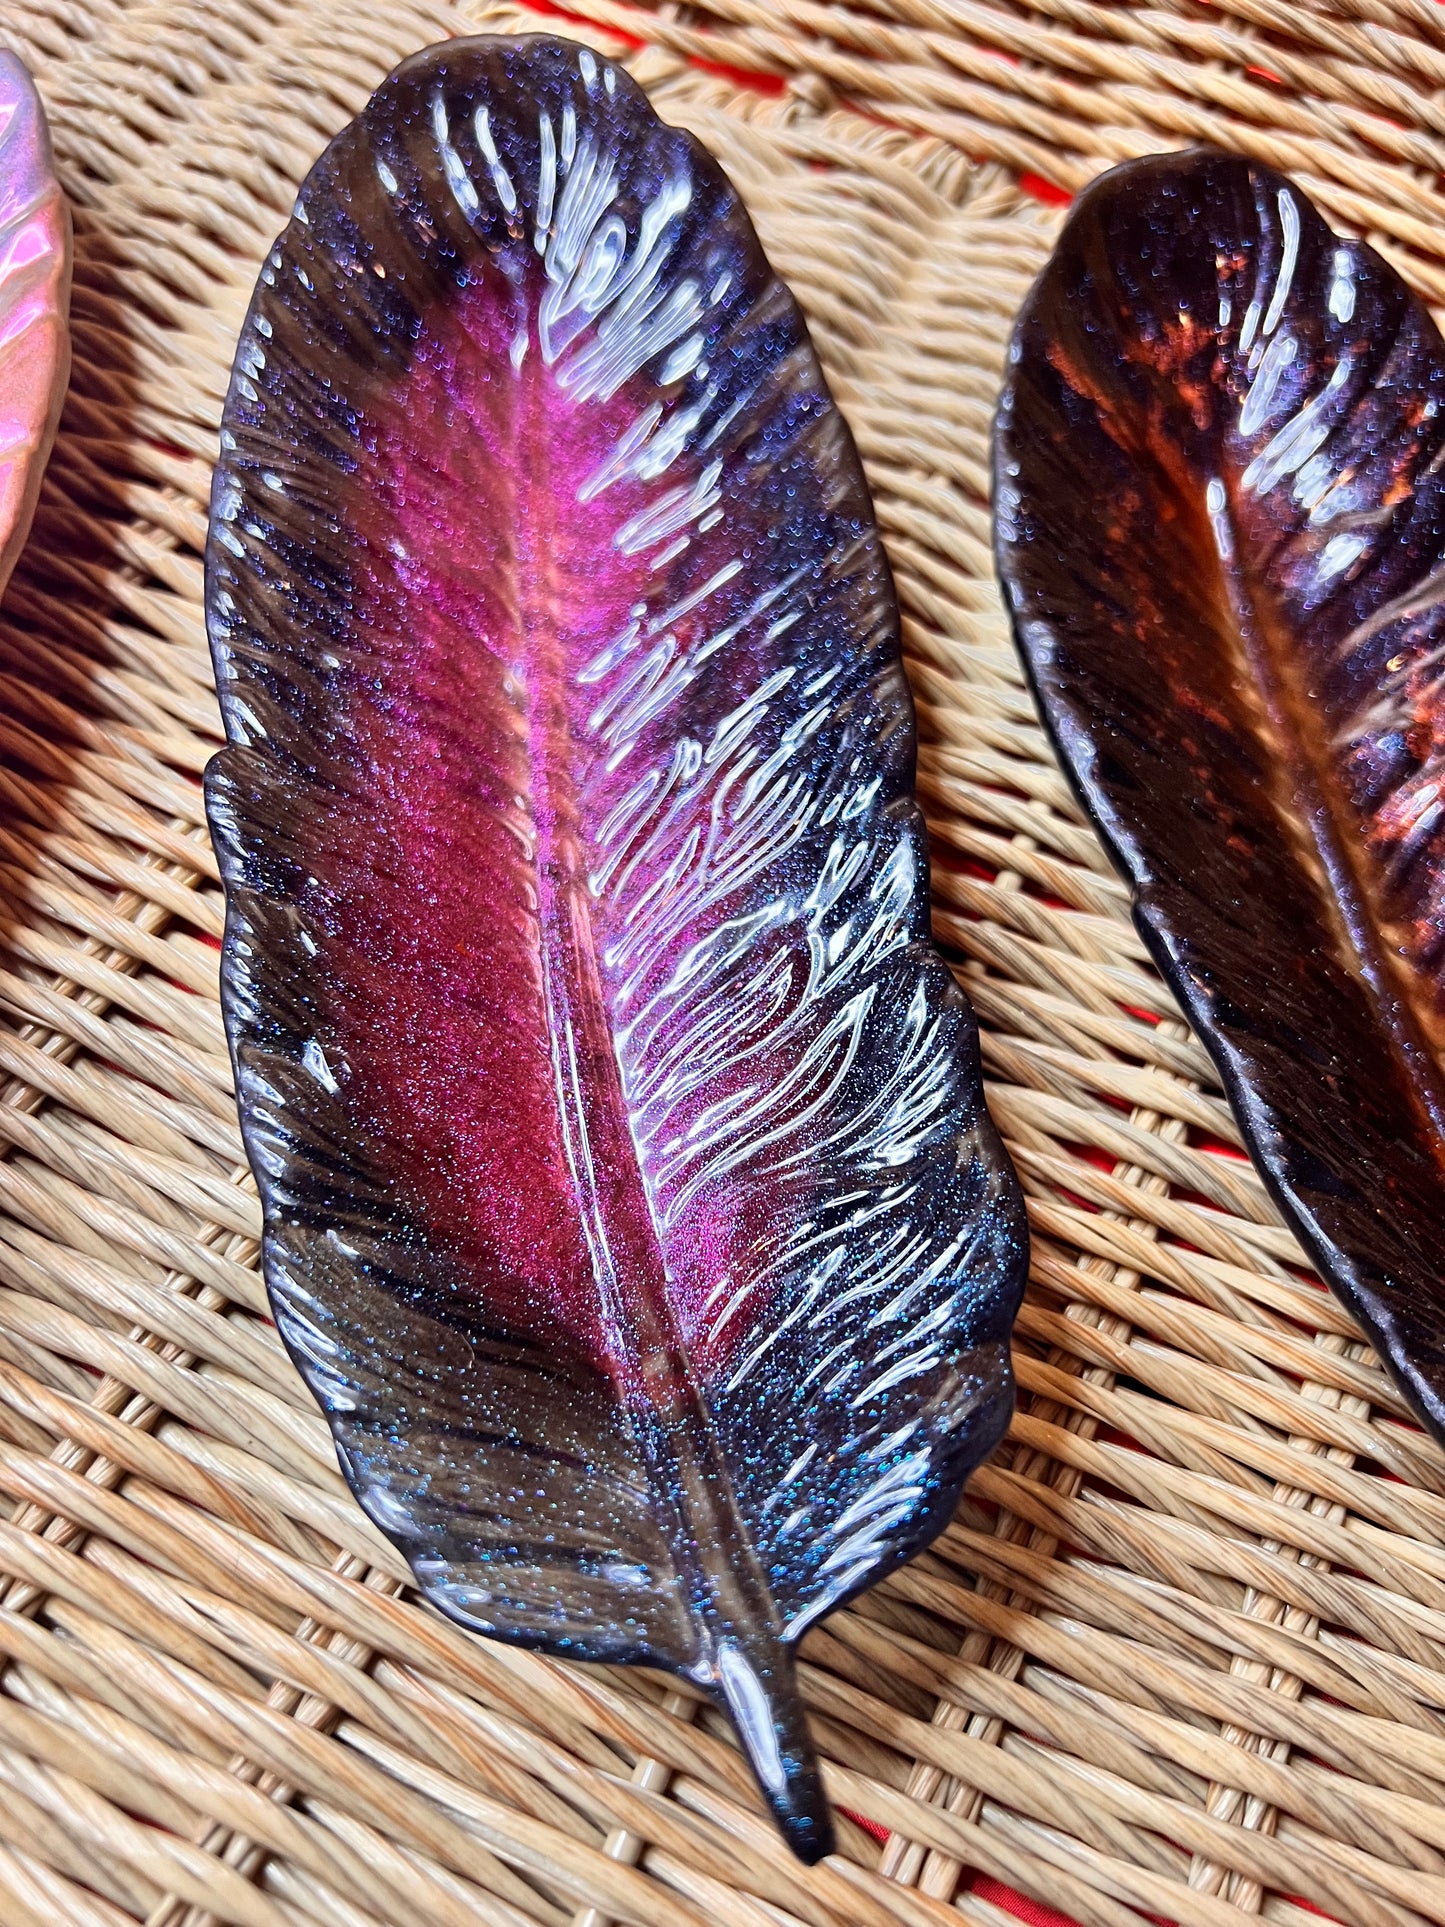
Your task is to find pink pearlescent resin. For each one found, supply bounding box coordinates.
[331,282,770,1381]
[0,52,69,601]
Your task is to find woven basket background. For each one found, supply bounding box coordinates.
[1,1,1444,1923]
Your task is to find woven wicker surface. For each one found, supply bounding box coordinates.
[0,1,1442,1923]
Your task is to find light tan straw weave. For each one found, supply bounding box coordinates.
[0,1,1444,1922]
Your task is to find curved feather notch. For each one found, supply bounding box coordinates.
[0,52,70,601]
[996,148,1445,1440]
[206,34,1026,1859]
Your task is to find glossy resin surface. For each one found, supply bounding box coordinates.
[0,52,70,600]
[996,149,1445,1440]
[206,34,1027,1857]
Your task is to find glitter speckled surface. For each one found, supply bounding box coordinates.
[0,51,70,602]
[205,34,1026,1859]
[995,148,1445,1442]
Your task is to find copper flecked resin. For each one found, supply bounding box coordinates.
[0,52,69,600]
[996,149,1445,1440]
[205,35,1027,1858]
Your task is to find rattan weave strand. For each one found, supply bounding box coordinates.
[1,1,1444,1923]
